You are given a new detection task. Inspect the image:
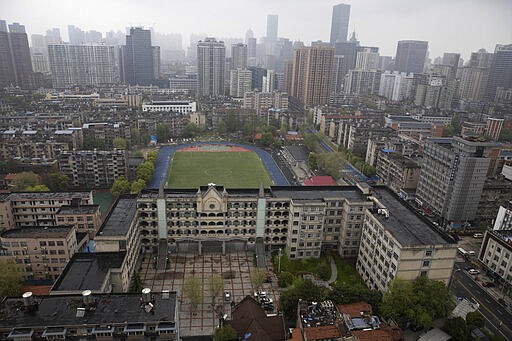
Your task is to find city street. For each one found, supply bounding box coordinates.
[451,261,512,340]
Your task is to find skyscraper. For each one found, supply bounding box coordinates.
[394,40,428,74]
[290,44,334,106]
[485,44,512,102]
[330,4,351,44]
[1,22,33,88]
[266,15,278,42]
[67,25,85,44]
[229,68,252,97]
[48,44,120,88]
[231,43,248,69]
[122,27,154,85]
[197,38,225,97]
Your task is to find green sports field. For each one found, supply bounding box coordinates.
[166,151,273,189]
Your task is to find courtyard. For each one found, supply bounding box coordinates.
[139,251,280,337]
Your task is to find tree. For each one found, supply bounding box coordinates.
[146,150,158,164]
[42,172,69,191]
[213,325,237,341]
[466,311,485,328]
[250,269,268,292]
[0,259,23,301]
[136,161,155,182]
[317,153,342,179]
[111,176,131,197]
[207,273,224,307]
[13,172,39,191]
[277,271,294,288]
[183,276,203,312]
[130,272,143,293]
[380,277,452,329]
[442,317,469,341]
[156,124,171,143]
[182,123,200,138]
[260,132,274,147]
[280,278,325,324]
[328,283,382,313]
[113,137,128,150]
[308,152,318,171]
[25,184,49,192]
[216,120,227,136]
[304,133,319,152]
[131,179,146,194]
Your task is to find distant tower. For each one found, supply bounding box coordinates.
[485,44,512,101]
[0,22,33,88]
[330,4,351,44]
[197,38,226,97]
[122,27,154,85]
[245,29,254,43]
[231,43,248,69]
[266,15,278,42]
[394,40,428,74]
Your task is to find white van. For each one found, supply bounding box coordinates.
[473,233,484,238]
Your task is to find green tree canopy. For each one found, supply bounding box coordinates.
[0,259,24,301]
[136,161,155,182]
[42,172,69,191]
[182,123,200,138]
[111,176,131,197]
[280,279,325,324]
[380,277,452,329]
[308,152,319,171]
[213,325,237,341]
[442,317,469,341]
[216,120,227,136]
[25,184,49,192]
[146,150,158,164]
[113,137,128,150]
[466,311,485,329]
[156,124,171,143]
[13,172,39,191]
[250,269,268,292]
[183,276,203,312]
[131,179,146,194]
[317,153,343,179]
[327,283,382,312]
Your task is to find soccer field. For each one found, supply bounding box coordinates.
[166,151,274,189]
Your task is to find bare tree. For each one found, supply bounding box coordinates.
[250,269,267,292]
[207,273,225,308]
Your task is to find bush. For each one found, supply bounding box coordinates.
[317,263,330,281]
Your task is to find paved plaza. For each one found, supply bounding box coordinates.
[139,251,280,337]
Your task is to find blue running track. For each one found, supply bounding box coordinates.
[147,142,289,189]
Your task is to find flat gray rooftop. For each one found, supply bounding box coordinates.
[52,252,125,292]
[372,188,449,246]
[1,226,72,238]
[272,186,368,202]
[8,192,91,200]
[0,291,177,329]
[98,198,137,236]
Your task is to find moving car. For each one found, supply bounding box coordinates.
[468,269,480,275]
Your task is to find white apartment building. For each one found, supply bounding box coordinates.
[141,100,197,114]
[229,68,252,98]
[378,71,414,101]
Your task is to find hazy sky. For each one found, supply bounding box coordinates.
[2,0,511,60]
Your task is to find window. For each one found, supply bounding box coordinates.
[425,250,433,257]
[48,241,55,246]
[422,260,430,267]
[420,271,428,277]
[56,241,64,246]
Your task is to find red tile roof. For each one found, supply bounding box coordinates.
[303,325,341,340]
[336,302,372,318]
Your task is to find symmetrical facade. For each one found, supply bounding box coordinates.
[394,40,428,74]
[122,27,154,85]
[141,100,197,114]
[197,38,226,97]
[329,3,351,44]
[47,44,119,88]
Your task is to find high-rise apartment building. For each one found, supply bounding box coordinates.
[122,27,154,85]
[330,3,351,44]
[416,136,498,225]
[291,45,334,106]
[197,37,225,97]
[229,68,252,98]
[0,21,33,88]
[378,71,414,101]
[67,25,85,44]
[355,47,379,70]
[344,69,381,96]
[394,40,428,74]
[48,44,120,88]
[231,43,248,69]
[266,15,278,42]
[485,44,512,102]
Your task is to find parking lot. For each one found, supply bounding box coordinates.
[139,251,280,337]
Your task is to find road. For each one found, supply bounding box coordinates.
[451,261,512,340]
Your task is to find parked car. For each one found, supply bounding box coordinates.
[473,233,484,238]
[468,269,480,275]
[482,282,495,287]
[224,291,231,301]
[464,266,473,271]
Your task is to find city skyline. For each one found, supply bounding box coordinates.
[1,0,511,60]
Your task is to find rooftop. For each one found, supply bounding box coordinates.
[1,226,72,239]
[304,176,337,186]
[51,252,125,292]
[371,187,451,246]
[8,191,91,201]
[272,186,368,202]
[0,291,177,330]
[56,204,100,215]
[97,197,137,236]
